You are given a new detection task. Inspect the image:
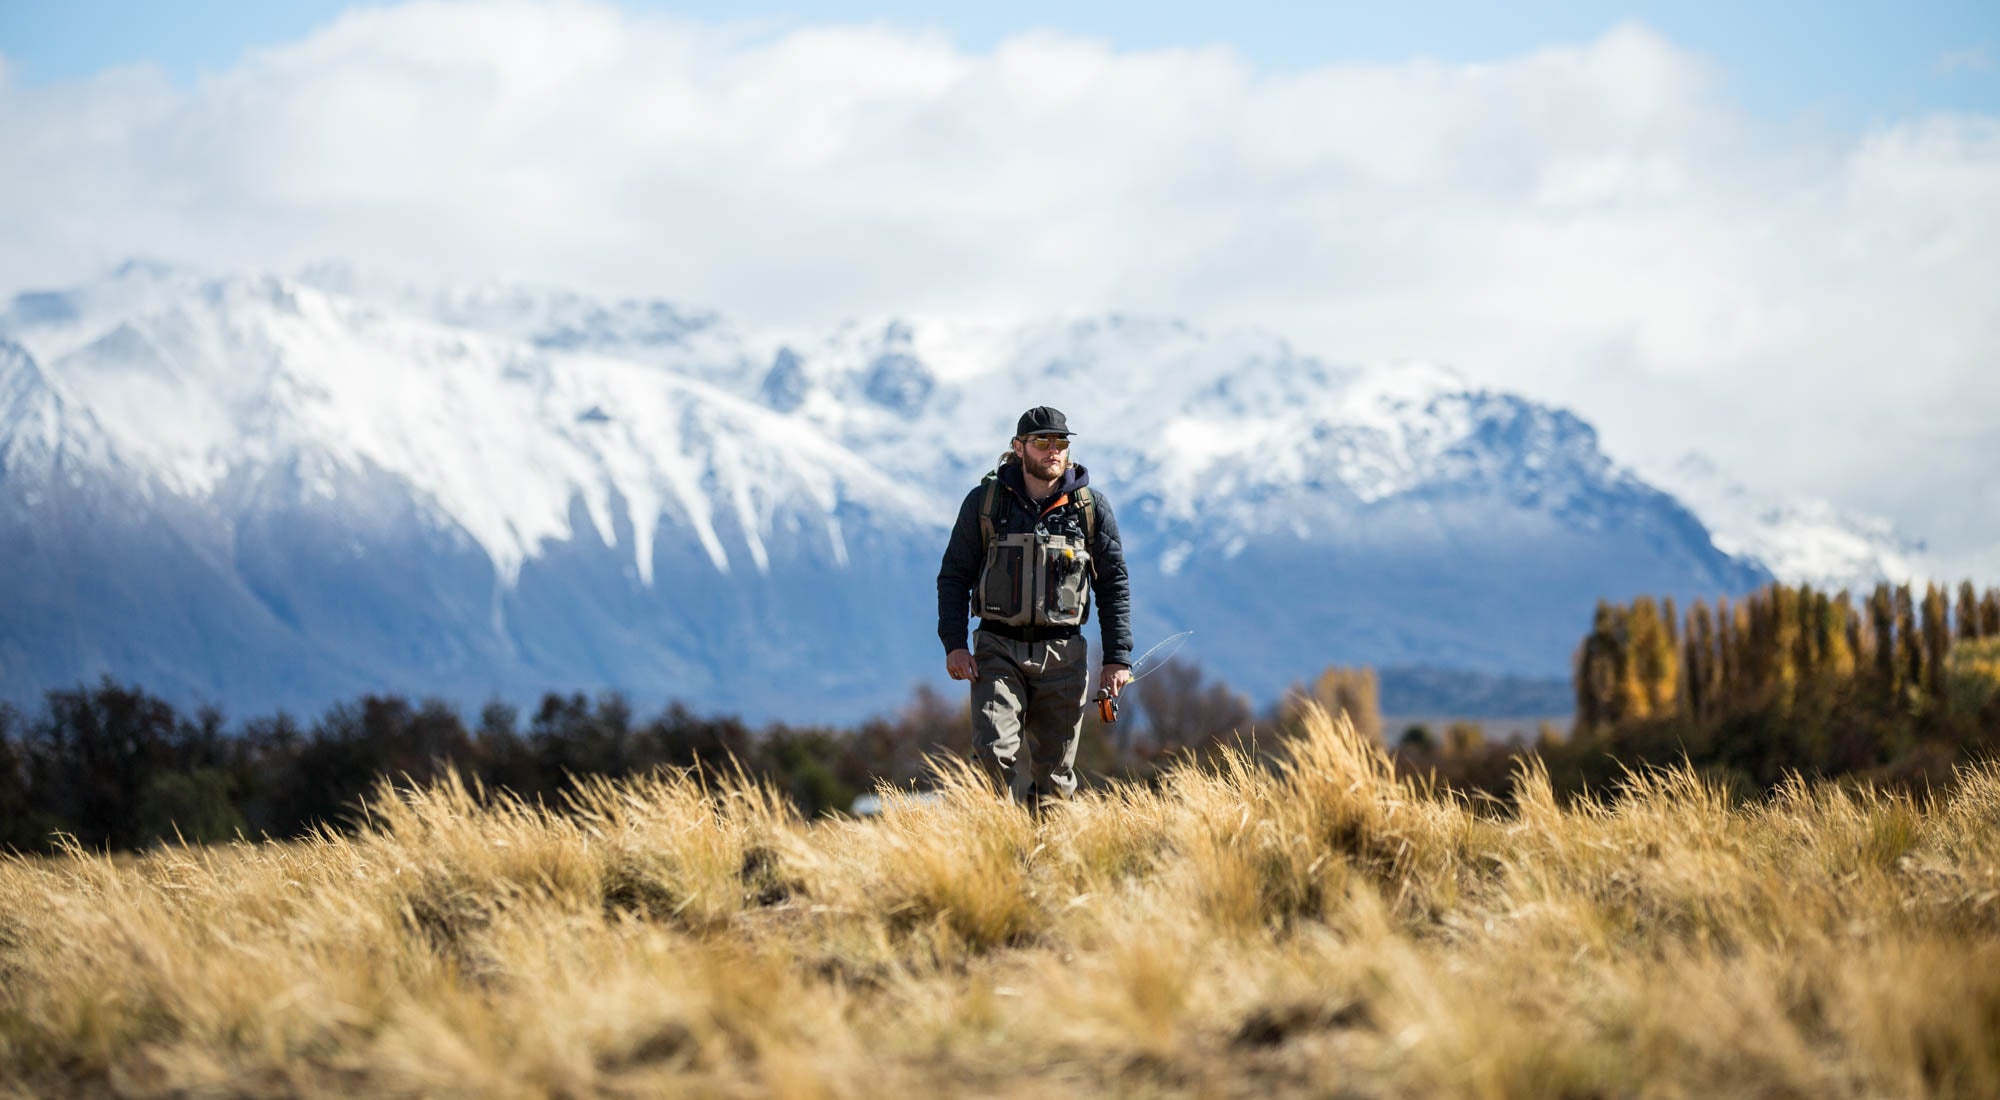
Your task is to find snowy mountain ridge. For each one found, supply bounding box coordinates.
[1648,454,1932,596]
[287,262,1791,571]
[288,262,1618,524]
[3,264,941,586]
[0,259,1910,717]
[5,260,1682,588]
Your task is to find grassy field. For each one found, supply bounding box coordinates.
[3,708,1998,1099]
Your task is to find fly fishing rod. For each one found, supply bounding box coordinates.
[1095,630,1194,723]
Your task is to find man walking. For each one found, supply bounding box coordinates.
[937,406,1133,809]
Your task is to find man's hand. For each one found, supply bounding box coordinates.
[946,648,979,682]
[1099,663,1131,697]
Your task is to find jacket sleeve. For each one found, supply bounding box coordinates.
[936,487,986,654]
[1090,493,1134,667]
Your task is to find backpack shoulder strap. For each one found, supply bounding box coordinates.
[978,473,1001,548]
[1074,486,1097,544]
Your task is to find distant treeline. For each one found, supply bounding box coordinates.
[1418,580,2000,799]
[0,684,950,853]
[0,663,1292,853]
[4,581,1997,852]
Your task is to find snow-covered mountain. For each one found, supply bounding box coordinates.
[0,261,1771,719]
[1649,454,1931,595]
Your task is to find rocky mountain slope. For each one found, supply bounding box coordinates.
[1648,454,1932,595]
[1,262,1787,718]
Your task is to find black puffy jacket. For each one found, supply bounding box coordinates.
[935,460,1133,666]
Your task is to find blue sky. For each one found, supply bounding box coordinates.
[3,0,1995,126]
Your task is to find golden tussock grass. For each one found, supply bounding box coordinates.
[3,706,1998,1098]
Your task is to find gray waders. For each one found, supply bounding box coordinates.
[970,629,1090,811]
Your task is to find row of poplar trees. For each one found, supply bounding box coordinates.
[1576,580,2000,733]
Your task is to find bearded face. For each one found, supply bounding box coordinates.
[1013,434,1071,483]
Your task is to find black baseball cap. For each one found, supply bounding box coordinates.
[1016,406,1073,438]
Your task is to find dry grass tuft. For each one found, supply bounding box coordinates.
[4,706,1998,1097]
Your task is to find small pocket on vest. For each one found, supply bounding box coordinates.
[977,536,1030,622]
[1042,537,1090,625]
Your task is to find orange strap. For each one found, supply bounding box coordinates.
[1041,493,1070,516]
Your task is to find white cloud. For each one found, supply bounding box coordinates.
[1,0,1997,569]
[1937,46,1993,75]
